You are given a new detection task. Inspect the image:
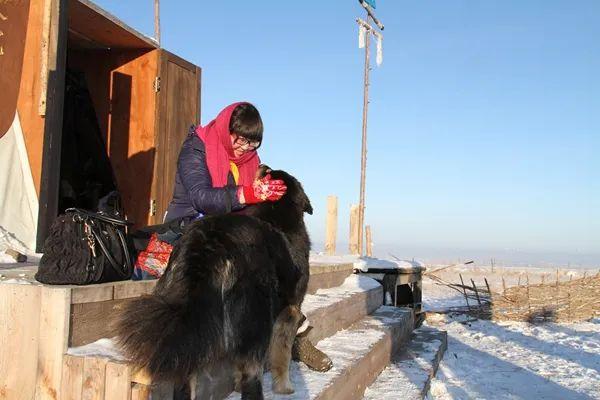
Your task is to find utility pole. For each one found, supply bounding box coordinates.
[356,0,383,255]
[154,0,161,45]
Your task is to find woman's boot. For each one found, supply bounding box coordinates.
[291,315,333,372]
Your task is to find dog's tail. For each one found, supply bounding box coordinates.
[114,270,227,383]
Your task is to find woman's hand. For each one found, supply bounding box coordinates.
[238,174,287,204]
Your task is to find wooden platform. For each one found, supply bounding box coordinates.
[1,259,431,400]
[0,261,355,400]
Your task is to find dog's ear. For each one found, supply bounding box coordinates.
[303,194,313,215]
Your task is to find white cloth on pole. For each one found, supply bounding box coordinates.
[376,34,383,66]
[359,25,366,48]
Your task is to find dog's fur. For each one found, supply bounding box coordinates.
[115,169,312,399]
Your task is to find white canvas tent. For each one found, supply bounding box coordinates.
[0,112,39,252]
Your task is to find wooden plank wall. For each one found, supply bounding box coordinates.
[69,280,157,347]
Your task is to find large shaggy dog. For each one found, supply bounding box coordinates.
[115,169,312,399]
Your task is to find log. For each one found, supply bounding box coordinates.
[325,195,338,255]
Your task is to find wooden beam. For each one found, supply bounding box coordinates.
[349,204,359,255]
[71,285,114,304]
[325,195,338,255]
[38,0,53,115]
[113,280,156,300]
[35,0,69,251]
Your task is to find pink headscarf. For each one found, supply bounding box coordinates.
[195,102,260,187]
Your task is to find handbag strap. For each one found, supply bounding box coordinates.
[91,225,132,278]
[66,208,132,226]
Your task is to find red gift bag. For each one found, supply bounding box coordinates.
[134,233,174,278]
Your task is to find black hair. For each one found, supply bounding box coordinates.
[229,103,263,143]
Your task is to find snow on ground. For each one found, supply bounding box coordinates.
[423,269,600,400]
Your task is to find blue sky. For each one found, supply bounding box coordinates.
[93,0,599,263]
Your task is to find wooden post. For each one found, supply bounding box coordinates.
[471,279,482,308]
[502,277,507,295]
[325,196,338,255]
[357,15,372,258]
[526,274,531,312]
[154,0,161,45]
[484,278,492,297]
[38,0,53,115]
[459,274,470,310]
[541,274,545,285]
[349,204,360,255]
[555,272,559,313]
[365,225,373,257]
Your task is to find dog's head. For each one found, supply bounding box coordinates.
[257,164,313,215]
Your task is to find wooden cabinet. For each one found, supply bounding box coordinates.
[18,0,202,248]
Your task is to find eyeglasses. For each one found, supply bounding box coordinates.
[234,135,261,150]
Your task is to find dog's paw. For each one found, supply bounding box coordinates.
[272,381,295,395]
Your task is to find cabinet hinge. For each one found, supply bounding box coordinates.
[153,76,161,92]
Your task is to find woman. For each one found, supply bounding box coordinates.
[164,102,286,223]
[146,102,332,373]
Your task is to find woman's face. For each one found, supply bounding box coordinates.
[231,133,260,157]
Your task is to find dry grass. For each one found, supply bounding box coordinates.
[425,269,600,323]
[491,273,600,323]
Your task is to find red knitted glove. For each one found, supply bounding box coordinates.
[239,174,287,204]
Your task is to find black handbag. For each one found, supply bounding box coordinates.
[35,208,133,285]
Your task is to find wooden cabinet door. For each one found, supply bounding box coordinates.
[151,50,201,224]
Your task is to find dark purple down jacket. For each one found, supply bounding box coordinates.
[164,127,244,222]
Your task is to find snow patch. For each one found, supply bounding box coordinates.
[67,338,125,361]
[301,274,380,315]
[309,252,425,273]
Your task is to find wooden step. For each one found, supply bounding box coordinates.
[306,262,355,294]
[66,262,355,348]
[62,274,384,400]
[363,326,448,400]
[226,306,415,400]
